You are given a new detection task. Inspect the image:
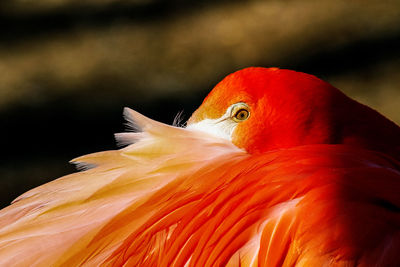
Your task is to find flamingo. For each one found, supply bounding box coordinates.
[0,67,399,266]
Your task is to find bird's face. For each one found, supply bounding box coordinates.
[187,67,341,154]
[186,101,251,141]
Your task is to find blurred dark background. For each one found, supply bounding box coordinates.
[1,0,400,208]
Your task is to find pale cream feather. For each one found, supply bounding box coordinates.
[0,108,245,266]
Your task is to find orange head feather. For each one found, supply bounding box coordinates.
[188,67,400,157]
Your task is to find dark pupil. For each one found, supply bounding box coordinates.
[236,110,247,119]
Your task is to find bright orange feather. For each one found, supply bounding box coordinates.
[0,68,399,266]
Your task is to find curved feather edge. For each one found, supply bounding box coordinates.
[0,108,245,266]
[0,109,399,266]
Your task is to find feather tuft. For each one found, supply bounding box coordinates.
[172,110,185,127]
[122,107,143,132]
[114,132,144,147]
[70,161,97,171]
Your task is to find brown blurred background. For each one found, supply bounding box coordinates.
[1,0,400,208]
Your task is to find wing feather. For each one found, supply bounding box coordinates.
[0,109,399,266]
[0,109,244,266]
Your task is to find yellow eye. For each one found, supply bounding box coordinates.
[231,103,250,122]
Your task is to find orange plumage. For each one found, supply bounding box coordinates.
[0,67,399,266]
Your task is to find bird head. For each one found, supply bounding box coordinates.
[187,67,400,157]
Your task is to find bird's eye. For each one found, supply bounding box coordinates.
[231,103,250,122]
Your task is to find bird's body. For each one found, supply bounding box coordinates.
[0,67,399,266]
